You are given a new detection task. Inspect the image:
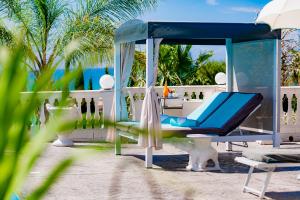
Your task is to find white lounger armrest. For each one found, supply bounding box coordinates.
[235,156,300,199]
[235,157,300,169]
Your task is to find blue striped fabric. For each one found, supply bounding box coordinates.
[200,93,255,129]
[187,92,231,124]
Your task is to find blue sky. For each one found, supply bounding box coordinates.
[138,0,271,60]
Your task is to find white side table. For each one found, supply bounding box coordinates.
[186,134,221,171]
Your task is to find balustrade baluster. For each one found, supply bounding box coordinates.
[86,98,91,129]
[95,98,101,128]
[81,98,87,129]
[40,100,46,127]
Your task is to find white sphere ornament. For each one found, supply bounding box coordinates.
[215,72,226,85]
[99,74,115,90]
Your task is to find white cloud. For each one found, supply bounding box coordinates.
[206,0,218,6]
[230,6,260,13]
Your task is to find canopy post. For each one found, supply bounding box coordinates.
[273,39,281,147]
[114,43,121,155]
[114,44,121,122]
[226,39,233,92]
[146,38,154,88]
[225,38,234,151]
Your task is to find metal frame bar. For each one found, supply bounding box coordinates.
[236,157,300,199]
[239,160,275,199]
[226,38,233,151]
[273,39,281,147]
[145,38,154,168]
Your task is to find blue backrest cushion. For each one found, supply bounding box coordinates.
[200,93,262,133]
[187,92,231,124]
[170,117,198,127]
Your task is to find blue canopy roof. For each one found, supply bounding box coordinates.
[115,20,281,45]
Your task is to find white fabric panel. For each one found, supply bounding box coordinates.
[120,42,135,120]
[232,39,276,132]
[139,86,162,149]
[106,42,135,142]
[152,38,163,86]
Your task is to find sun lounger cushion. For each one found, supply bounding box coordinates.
[187,92,231,123]
[198,92,263,136]
[161,92,230,126]
[242,149,300,163]
[161,114,171,123]
[169,117,198,127]
[119,92,263,137]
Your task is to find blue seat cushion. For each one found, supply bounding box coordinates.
[199,92,263,135]
[187,92,231,124]
[160,114,170,124]
[160,114,179,124]
[170,117,198,127]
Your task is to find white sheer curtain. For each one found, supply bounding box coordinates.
[120,42,135,119]
[106,42,135,142]
[138,86,162,149]
[138,38,163,149]
[153,38,163,86]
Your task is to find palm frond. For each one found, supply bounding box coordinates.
[76,0,157,22]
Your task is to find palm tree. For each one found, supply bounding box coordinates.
[130,45,225,86]
[157,45,193,86]
[173,45,193,84]
[0,0,158,76]
[186,51,225,85]
[130,50,146,87]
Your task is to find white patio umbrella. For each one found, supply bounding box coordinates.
[256,0,300,30]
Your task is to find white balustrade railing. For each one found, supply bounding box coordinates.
[280,86,300,142]
[123,85,226,120]
[22,90,114,141]
[125,85,300,142]
[22,85,300,142]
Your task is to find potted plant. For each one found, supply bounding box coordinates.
[46,100,80,147]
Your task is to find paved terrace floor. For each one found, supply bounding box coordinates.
[24,142,300,200]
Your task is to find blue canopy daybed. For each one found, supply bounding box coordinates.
[112,20,282,169]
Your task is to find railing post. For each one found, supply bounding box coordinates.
[40,100,46,127]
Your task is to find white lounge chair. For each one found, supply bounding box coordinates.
[235,149,300,199]
[117,92,268,170]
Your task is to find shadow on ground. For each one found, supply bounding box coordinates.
[266,191,300,200]
[125,152,300,173]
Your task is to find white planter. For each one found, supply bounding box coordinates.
[46,104,80,147]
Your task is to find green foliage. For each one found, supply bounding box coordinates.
[105,66,109,74]
[129,45,226,86]
[0,41,80,200]
[129,50,146,87]
[281,29,300,86]
[157,45,193,86]
[287,50,300,85]
[88,79,93,90]
[75,72,85,90]
[187,59,226,85]
[0,0,158,76]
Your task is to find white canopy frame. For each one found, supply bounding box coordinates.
[113,21,282,167]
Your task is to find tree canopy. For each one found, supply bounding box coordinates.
[0,0,158,76]
[130,45,226,87]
